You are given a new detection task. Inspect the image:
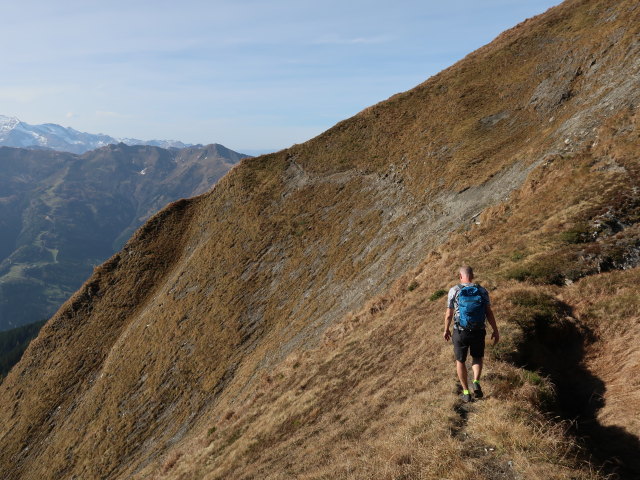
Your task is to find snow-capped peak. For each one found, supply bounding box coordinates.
[0,115,193,154]
[0,115,21,131]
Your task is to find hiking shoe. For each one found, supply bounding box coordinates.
[461,392,473,403]
[472,381,483,399]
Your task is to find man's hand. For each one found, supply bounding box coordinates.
[491,330,500,345]
[444,308,453,342]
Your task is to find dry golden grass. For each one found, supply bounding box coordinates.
[151,268,613,479]
[562,269,640,471]
[152,74,640,478]
[0,0,639,479]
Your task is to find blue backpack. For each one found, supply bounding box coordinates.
[456,284,486,330]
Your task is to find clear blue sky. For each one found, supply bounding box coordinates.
[1,0,561,154]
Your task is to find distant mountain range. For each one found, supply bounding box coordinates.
[0,115,192,154]
[0,143,247,330]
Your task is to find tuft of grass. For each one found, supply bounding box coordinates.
[506,289,566,329]
[489,323,523,362]
[558,223,591,244]
[429,289,447,301]
[505,256,566,285]
[505,265,529,282]
[523,369,543,385]
[510,251,526,262]
[161,451,183,474]
[407,280,419,291]
[223,428,243,448]
[484,365,555,411]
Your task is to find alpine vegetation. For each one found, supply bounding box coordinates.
[0,0,638,479]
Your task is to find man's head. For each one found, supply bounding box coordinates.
[459,265,474,283]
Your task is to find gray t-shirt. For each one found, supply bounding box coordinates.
[447,283,490,324]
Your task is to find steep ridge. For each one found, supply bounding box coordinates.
[154,100,639,479]
[0,143,245,330]
[0,0,639,478]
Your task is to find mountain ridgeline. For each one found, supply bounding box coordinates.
[0,143,246,330]
[1,0,639,479]
[0,115,193,154]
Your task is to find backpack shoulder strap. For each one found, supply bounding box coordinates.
[453,285,463,325]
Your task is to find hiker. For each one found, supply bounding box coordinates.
[443,266,499,402]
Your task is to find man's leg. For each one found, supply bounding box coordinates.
[456,360,469,392]
[471,357,483,382]
[453,330,472,400]
[471,356,484,398]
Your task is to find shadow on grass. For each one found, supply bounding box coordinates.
[509,297,640,480]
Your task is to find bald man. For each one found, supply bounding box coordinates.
[443,266,499,402]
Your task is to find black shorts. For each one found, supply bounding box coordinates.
[453,328,486,362]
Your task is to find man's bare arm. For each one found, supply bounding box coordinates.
[486,305,499,344]
[443,308,453,341]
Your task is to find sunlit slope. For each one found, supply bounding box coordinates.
[0,0,638,478]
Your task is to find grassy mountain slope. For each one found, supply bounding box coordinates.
[0,143,245,330]
[0,0,638,478]
[160,106,638,479]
